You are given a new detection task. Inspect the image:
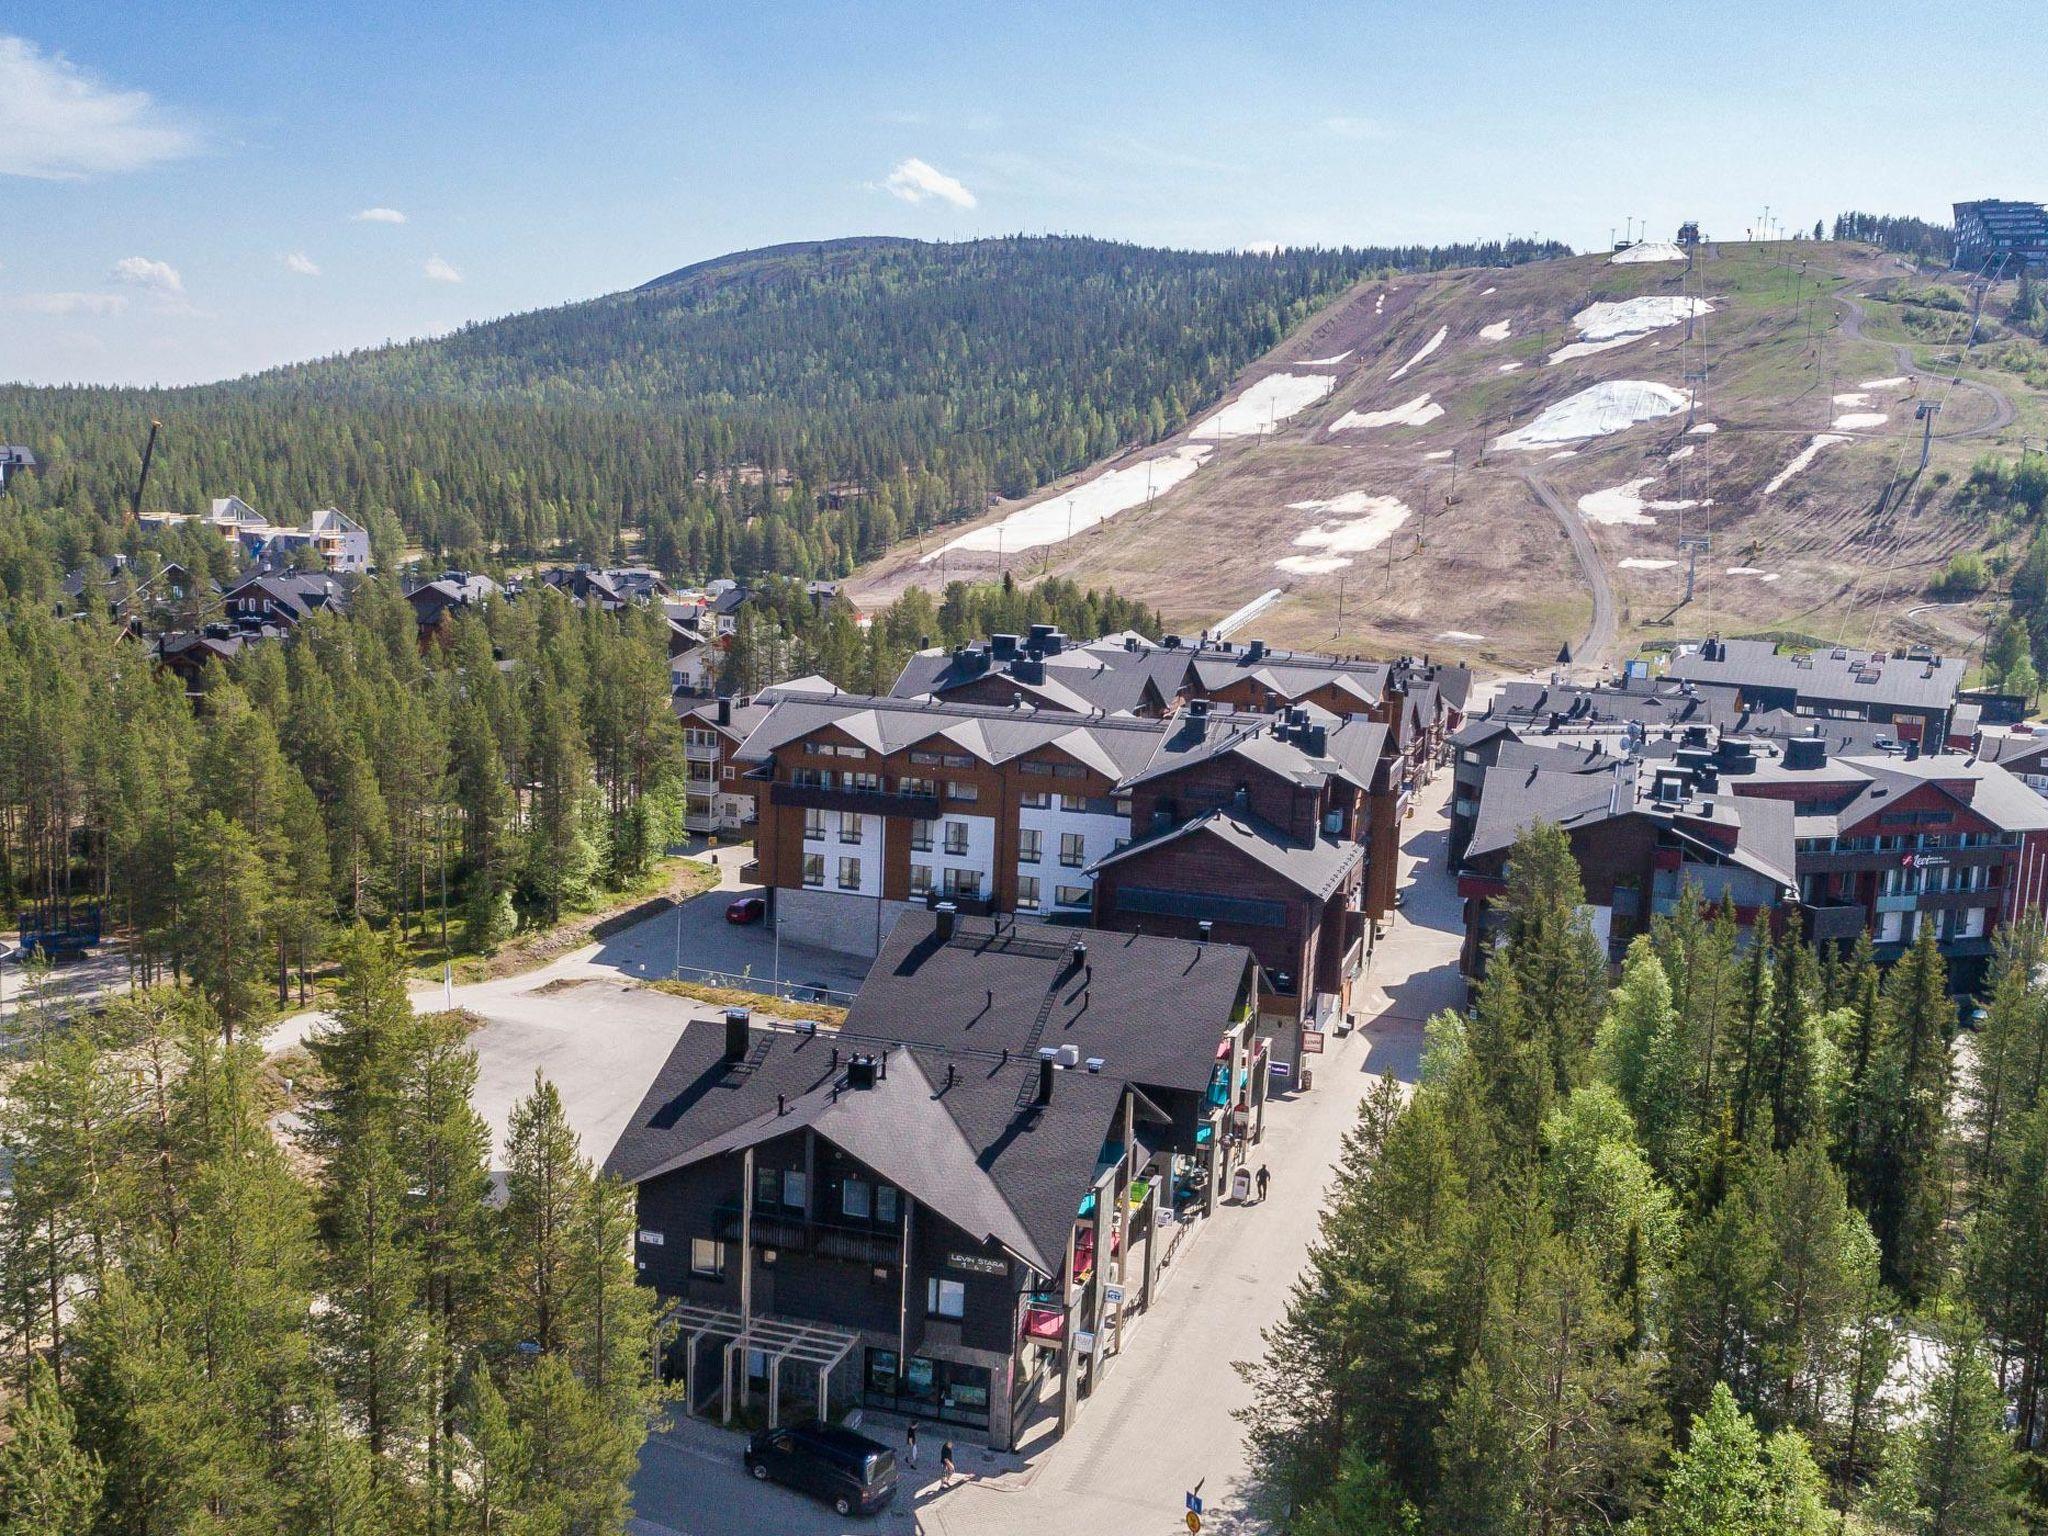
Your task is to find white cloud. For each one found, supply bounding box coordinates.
[1242,241,1284,256]
[4,291,128,316]
[881,157,977,209]
[423,255,462,283]
[0,35,197,179]
[111,255,183,296]
[353,206,407,224]
[1323,115,1387,140]
[284,252,321,277]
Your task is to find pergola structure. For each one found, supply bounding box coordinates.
[658,1303,860,1429]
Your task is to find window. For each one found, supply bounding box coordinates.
[756,1165,779,1206]
[1055,884,1090,909]
[842,1177,872,1220]
[803,809,826,841]
[942,753,973,768]
[944,868,981,898]
[1017,875,1041,910]
[782,1170,807,1210]
[876,1185,899,1224]
[1019,760,1053,777]
[1054,763,1086,780]
[927,1277,967,1319]
[791,766,828,789]
[1017,829,1043,863]
[843,771,881,792]
[831,745,867,760]
[838,856,862,890]
[1060,832,1086,868]
[897,775,936,797]
[802,854,825,888]
[944,822,970,856]
[909,864,933,897]
[722,766,735,782]
[1021,791,1052,810]
[911,819,934,853]
[909,750,943,767]
[838,812,862,844]
[948,780,979,803]
[691,1238,725,1278]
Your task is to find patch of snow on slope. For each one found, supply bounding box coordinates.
[1611,241,1686,264]
[1549,336,1643,365]
[1438,630,1485,640]
[1480,287,1497,295]
[1274,497,1414,575]
[1669,444,1695,462]
[1579,478,1698,527]
[1329,393,1444,433]
[1389,325,1448,380]
[1424,450,1454,460]
[1575,296,1711,340]
[1493,381,1688,449]
[1859,376,1908,389]
[1300,350,1352,365]
[1832,391,1871,409]
[1618,558,1676,570]
[1479,320,1512,342]
[1832,411,1888,431]
[1761,434,1849,496]
[924,444,1211,560]
[1688,422,1717,434]
[1191,372,1334,439]
[1499,362,1524,373]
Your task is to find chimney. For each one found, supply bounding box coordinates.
[1785,736,1827,771]
[846,1053,878,1090]
[1189,698,1211,720]
[1302,724,1328,758]
[919,634,931,650]
[717,696,732,726]
[1036,1049,1058,1105]
[934,901,958,941]
[992,632,1020,661]
[1247,639,1266,661]
[723,1006,751,1062]
[1198,919,1214,943]
[1070,938,1089,970]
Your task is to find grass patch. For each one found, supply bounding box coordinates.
[647,978,848,1027]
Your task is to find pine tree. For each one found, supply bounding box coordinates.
[1870,1304,2025,1536]
[1638,1382,1829,1536]
[174,808,272,1041]
[0,1358,103,1536]
[1853,928,1954,1297]
[1966,1097,2048,1454]
[499,1075,588,1357]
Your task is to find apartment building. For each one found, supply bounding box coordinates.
[607,912,1263,1448]
[678,694,778,835]
[140,497,370,573]
[1666,637,1967,749]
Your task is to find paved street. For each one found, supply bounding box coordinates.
[621,774,1466,1536]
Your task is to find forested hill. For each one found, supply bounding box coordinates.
[0,235,1565,576]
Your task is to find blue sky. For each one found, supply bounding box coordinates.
[3,1,2041,387]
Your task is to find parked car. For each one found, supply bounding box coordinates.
[725,895,766,925]
[743,1419,897,1517]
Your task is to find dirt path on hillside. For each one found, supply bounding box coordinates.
[1837,289,2017,440]
[1520,470,1615,673]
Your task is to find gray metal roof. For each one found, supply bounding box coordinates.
[1668,638,1965,713]
[1091,807,1365,902]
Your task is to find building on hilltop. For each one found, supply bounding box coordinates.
[1954,199,2048,270]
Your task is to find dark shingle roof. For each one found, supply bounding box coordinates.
[1091,808,1365,903]
[1668,638,1964,713]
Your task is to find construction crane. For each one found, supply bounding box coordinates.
[130,418,162,523]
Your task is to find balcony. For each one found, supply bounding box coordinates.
[1803,904,1869,943]
[770,781,941,819]
[711,1205,902,1267]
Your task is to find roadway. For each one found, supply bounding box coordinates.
[1521,469,1617,676]
[1836,288,2017,441]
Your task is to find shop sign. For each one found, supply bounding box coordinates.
[1269,1061,1292,1079]
[637,1230,665,1247]
[947,1251,1008,1277]
[1075,1329,1098,1354]
[1104,1285,1125,1305]
[1301,1029,1326,1055]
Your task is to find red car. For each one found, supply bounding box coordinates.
[725,896,766,925]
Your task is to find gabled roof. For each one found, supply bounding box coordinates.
[1830,754,2048,836]
[1190,651,1390,709]
[1669,638,1965,713]
[890,640,1187,717]
[1091,808,1365,902]
[1465,759,1639,861]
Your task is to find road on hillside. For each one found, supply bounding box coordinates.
[1521,470,1616,675]
[1837,290,2017,441]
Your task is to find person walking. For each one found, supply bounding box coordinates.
[905,1419,919,1468]
[1255,1164,1271,1203]
[940,1440,957,1488]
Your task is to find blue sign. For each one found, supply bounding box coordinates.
[1187,1491,1203,1514]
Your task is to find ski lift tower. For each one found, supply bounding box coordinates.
[1678,534,1712,605]
[1915,401,1942,471]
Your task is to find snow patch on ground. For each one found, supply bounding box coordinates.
[1761,434,1849,496]
[1611,241,1687,264]
[1726,566,1766,575]
[1579,477,1699,527]
[1549,336,1643,365]
[1438,630,1485,640]
[1547,450,1578,460]
[1498,362,1524,373]
[1832,391,1871,409]
[1669,445,1696,462]
[1575,296,1712,341]
[1300,350,1352,365]
[1390,325,1448,380]
[1859,375,1908,389]
[1493,381,1689,449]
[1480,287,1497,295]
[924,444,1212,560]
[1832,411,1888,431]
[1618,558,1677,570]
[1424,450,1454,460]
[1329,393,1444,433]
[1274,496,1414,575]
[1688,422,1718,434]
[1191,372,1334,439]
[1479,319,1512,342]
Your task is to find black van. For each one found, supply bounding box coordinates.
[743,1419,898,1517]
